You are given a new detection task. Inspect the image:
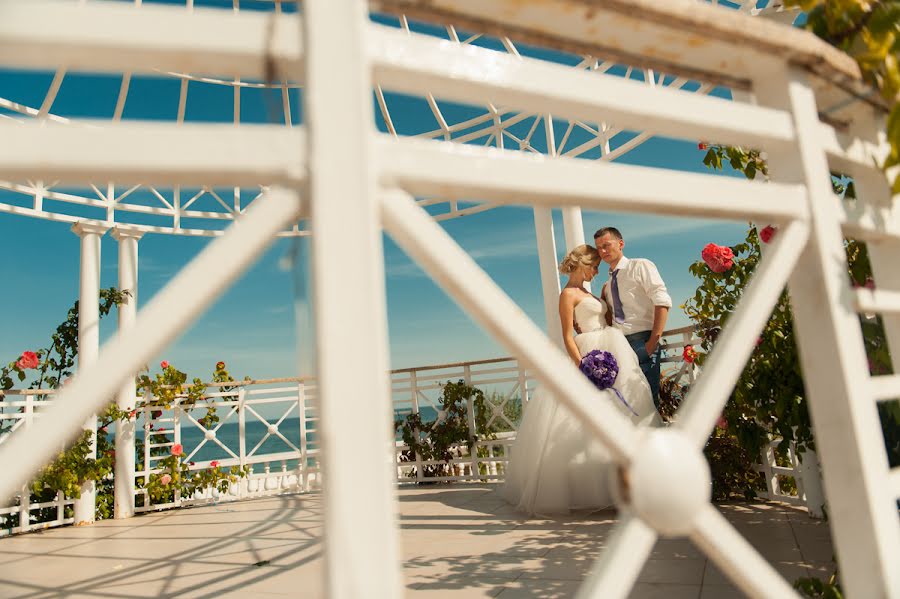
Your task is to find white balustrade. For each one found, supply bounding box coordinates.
[1,332,824,535]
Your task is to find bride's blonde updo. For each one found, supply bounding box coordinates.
[559,244,600,274]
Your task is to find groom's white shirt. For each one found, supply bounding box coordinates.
[602,256,672,336]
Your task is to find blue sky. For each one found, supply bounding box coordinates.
[0,7,753,383]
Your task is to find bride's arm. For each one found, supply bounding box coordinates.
[558,291,582,365]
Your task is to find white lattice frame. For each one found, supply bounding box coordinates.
[0,1,898,598]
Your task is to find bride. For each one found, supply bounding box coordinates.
[501,244,662,515]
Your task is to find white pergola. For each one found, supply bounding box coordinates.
[0,1,898,598]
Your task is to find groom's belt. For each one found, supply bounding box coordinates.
[624,330,652,341]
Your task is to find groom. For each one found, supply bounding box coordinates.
[594,227,671,408]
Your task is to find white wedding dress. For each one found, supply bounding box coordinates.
[501,296,662,515]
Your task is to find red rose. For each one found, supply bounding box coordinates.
[216,361,225,370]
[701,243,734,273]
[151,410,162,419]
[171,443,183,457]
[698,142,708,151]
[160,360,169,370]
[16,351,39,370]
[759,225,777,244]
[210,460,219,468]
[683,345,698,364]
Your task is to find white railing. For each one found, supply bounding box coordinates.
[1,325,814,535]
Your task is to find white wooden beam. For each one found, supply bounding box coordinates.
[376,135,809,222]
[369,23,797,151]
[0,121,304,186]
[0,1,303,80]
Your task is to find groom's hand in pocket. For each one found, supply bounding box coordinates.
[644,339,658,356]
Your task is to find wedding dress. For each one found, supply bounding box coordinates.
[500,295,662,515]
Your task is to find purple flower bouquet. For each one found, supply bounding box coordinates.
[579,350,637,416]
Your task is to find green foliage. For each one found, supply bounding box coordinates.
[659,375,763,500]
[684,225,815,458]
[701,144,768,180]
[794,574,844,598]
[395,380,490,479]
[787,0,900,192]
[0,288,130,395]
[0,291,252,526]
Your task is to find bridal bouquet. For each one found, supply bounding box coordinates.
[579,350,637,416]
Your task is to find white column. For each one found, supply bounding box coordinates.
[561,206,586,251]
[302,2,402,598]
[545,112,587,255]
[533,207,563,347]
[71,221,109,525]
[111,226,142,519]
[754,64,900,597]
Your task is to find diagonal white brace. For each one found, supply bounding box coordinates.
[0,187,304,501]
[690,504,799,598]
[380,188,638,460]
[575,514,657,599]
[676,219,809,447]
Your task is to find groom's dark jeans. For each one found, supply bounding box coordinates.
[626,330,661,409]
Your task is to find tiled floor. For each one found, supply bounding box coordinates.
[0,485,835,598]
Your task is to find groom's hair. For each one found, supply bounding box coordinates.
[593,227,623,241]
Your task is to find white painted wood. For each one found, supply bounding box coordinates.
[111,227,143,519]
[369,23,796,150]
[71,221,108,525]
[691,504,799,598]
[676,220,808,446]
[302,2,402,597]
[755,64,900,598]
[871,375,900,402]
[377,135,808,222]
[576,515,657,599]
[0,1,303,80]
[0,122,304,186]
[0,188,304,503]
[381,189,639,460]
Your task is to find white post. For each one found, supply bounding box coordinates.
[111,226,142,519]
[754,64,900,596]
[302,2,402,597]
[533,206,563,347]
[72,221,109,525]
[562,206,586,251]
[797,449,825,518]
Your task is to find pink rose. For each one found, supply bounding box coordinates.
[716,415,728,430]
[759,225,777,244]
[701,243,734,273]
[160,360,170,370]
[16,351,39,370]
[210,460,219,468]
[683,345,698,364]
[171,443,183,457]
[755,337,763,347]
[160,474,172,486]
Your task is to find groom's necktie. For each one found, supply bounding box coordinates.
[610,270,626,324]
